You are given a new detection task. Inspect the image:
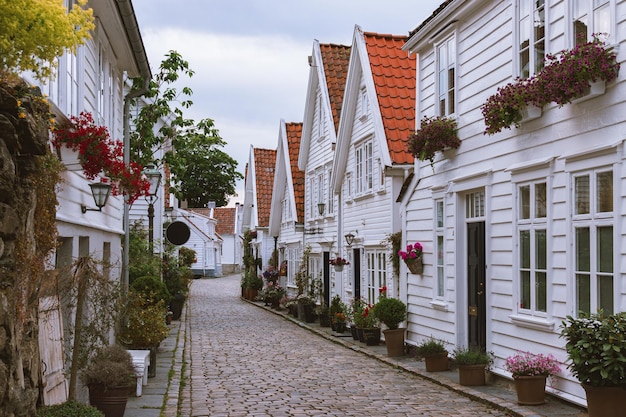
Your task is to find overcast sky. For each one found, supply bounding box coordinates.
[131,0,443,206]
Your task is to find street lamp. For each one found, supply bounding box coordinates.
[143,164,162,251]
[81,182,112,213]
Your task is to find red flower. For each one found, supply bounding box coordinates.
[53,112,151,203]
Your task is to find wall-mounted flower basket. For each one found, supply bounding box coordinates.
[407,116,460,166]
[572,80,606,104]
[57,145,83,171]
[334,264,344,272]
[520,104,542,123]
[482,37,619,134]
[404,256,423,275]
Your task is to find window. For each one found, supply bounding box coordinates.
[326,168,333,214]
[358,86,369,119]
[435,199,445,298]
[573,169,614,315]
[316,172,324,216]
[572,0,612,45]
[437,36,456,116]
[345,172,353,200]
[366,250,387,304]
[287,247,300,287]
[518,0,545,78]
[355,140,373,194]
[316,91,325,139]
[517,181,548,313]
[281,196,291,222]
[63,50,79,116]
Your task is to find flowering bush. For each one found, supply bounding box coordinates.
[482,36,619,135]
[332,312,347,324]
[407,116,460,166]
[262,266,279,281]
[52,111,150,203]
[362,304,379,328]
[329,257,349,266]
[398,242,423,260]
[260,280,285,303]
[504,351,561,378]
[560,311,626,387]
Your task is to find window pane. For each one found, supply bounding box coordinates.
[437,235,444,297]
[597,226,613,273]
[436,200,444,228]
[520,230,530,269]
[520,185,530,219]
[594,3,610,36]
[575,175,590,214]
[520,270,530,309]
[597,171,613,213]
[576,227,590,272]
[448,68,455,114]
[576,273,590,315]
[598,275,614,315]
[534,38,545,74]
[535,182,547,218]
[536,271,547,312]
[535,229,546,270]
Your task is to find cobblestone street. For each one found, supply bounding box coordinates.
[178,276,510,417]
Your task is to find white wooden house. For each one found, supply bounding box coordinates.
[214,205,243,275]
[27,0,152,405]
[401,0,626,406]
[241,146,277,272]
[177,208,222,277]
[269,120,305,291]
[331,26,415,306]
[298,41,351,306]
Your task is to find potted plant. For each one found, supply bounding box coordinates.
[453,347,493,386]
[373,287,407,357]
[332,312,347,333]
[361,303,380,346]
[560,311,626,416]
[37,400,104,417]
[407,116,460,167]
[398,242,423,274]
[81,345,137,417]
[329,256,350,272]
[349,297,366,341]
[296,294,316,323]
[481,79,539,135]
[416,338,449,372]
[504,351,561,405]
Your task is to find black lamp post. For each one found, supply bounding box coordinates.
[143,164,162,251]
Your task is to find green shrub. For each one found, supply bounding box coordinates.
[373,297,406,330]
[453,347,492,366]
[130,275,171,305]
[416,338,447,357]
[81,345,136,389]
[37,400,103,417]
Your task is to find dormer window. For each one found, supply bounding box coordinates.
[358,86,369,120]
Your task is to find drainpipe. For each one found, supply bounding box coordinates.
[116,0,152,293]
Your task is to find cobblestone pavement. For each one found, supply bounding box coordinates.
[178,276,511,417]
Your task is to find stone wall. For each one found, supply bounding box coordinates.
[0,79,52,417]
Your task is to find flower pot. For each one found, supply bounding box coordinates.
[583,384,626,417]
[363,327,381,346]
[572,80,606,104]
[302,303,316,323]
[458,364,487,386]
[333,264,344,272]
[356,327,365,343]
[424,352,449,372]
[350,325,358,340]
[520,104,542,123]
[404,257,423,274]
[382,328,406,357]
[57,146,83,171]
[514,375,546,405]
[169,294,186,320]
[88,385,129,417]
[335,322,346,333]
[319,313,331,327]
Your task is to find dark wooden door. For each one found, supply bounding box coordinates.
[323,251,330,307]
[467,221,486,351]
[353,248,361,299]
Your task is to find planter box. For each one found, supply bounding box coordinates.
[572,80,606,104]
[458,364,486,386]
[520,104,542,124]
[424,353,449,372]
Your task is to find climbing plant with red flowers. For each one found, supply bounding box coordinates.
[52,111,150,203]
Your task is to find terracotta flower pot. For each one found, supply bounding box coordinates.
[382,328,405,357]
[583,384,626,417]
[458,364,486,386]
[424,352,449,372]
[88,385,129,417]
[514,375,546,405]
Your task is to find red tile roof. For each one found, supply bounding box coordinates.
[364,32,416,165]
[319,43,351,133]
[285,122,304,223]
[253,148,276,227]
[213,207,236,235]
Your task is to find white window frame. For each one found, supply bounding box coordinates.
[571,0,613,45]
[517,0,546,78]
[571,167,614,315]
[434,199,445,299]
[358,86,369,120]
[516,180,549,316]
[366,249,387,305]
[435,34,456,117]
[355,139,373,195]
[326,167,333,214]
[316,92,325,140]
[316,171,324,217]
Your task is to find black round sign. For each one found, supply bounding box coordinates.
[166,221,191,245]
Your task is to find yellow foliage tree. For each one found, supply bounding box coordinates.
[0,0,94,80]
